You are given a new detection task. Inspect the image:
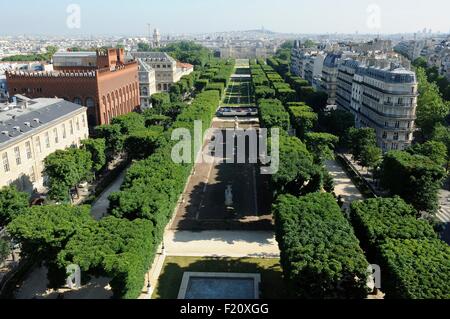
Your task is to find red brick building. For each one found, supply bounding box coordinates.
[6,48,140,127]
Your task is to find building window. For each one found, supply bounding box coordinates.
[82,115,86,128]
[382,131,387,139]
[14,147,21,165]
[384,122,389,127]
[45,132,50,148]
[395,121,400,129]
[25,142,32,159]
[62,124,67,139]
[2,153,10,172]
[76,118,80,131]
[35,137,42,153]
[392,143,398,150]
[73,97,83,105]
[86,98,95,108]
[54,128,59,144]
[70,120,74,135]
[393,132,399,141]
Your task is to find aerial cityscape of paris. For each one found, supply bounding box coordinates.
[0,0,448,314]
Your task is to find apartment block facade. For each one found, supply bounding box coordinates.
[337,59,418,151]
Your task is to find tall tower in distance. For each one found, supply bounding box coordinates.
[153,28,161,48]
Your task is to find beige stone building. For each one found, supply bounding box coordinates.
[0,96,88,193]
[131,52,194,92]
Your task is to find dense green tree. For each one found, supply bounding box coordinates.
[124,127,164,160]
[0,186,29,227]
[82,138,107,173]
[44,148,93,202]
[416,68,449,139]
[380,151,446,213]
[274,193,369,299]
[288,106,318,139]
[111,112,146,135]
[320,109,355,141]
[408,140,448,167]
[305,132,339,164]
[254,86,276,100]
[95,124,125,160]
[378,239,450,299]
[143,113,172,128]
[137,42,151,52]
[151,93,171,114]
[58,217,155,299]
[359,145,383,171]
[412,57,428,69]
[347,127,378,163]
[7,205,92,257]
[258,99,290,131]
[350,197,437,255]
[431,124,450,170]
[160,41,212,66]
[205,82,225,97]
[271,135,317,195]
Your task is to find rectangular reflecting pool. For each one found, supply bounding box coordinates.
[178,272,261,299]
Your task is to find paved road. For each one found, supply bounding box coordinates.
[90,170,127,220]
[325,159,365,209]
[15,265,112,299]
[164,230,279,258]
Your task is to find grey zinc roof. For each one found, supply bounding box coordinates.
[0,98,86,149]
[130,51,176,63]
[53,51,97,58]
[324,53,342,67]
[356,66,416,83]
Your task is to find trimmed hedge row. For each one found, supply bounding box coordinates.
[205,82,226,97]
[258,99,290,132]
[349,197,449,299]
[288,104,318,138]
[274,193,370,299]
[378,239,450,299]
[105,89,222,298]
[350,197,437,252]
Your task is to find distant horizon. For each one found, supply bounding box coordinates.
[1,0,449,36]
[1,29,449,38]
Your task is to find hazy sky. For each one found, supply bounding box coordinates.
[1,0,449,36]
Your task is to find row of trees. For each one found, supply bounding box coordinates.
[4,59,234,298]
[380,150,446,213]
[274,193,370,298]
[138,41,213,67]
[254,55,372,298]
[194,59,235,97]
[414,67,450,141]
[254,57,338,198]
[413,57,450,101]
[350,197,449,299]
[1,46,58,62]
